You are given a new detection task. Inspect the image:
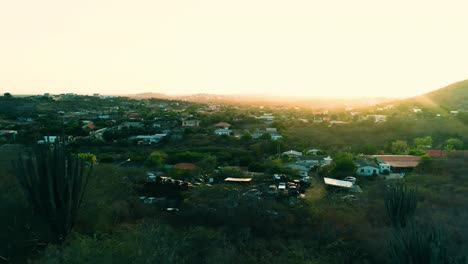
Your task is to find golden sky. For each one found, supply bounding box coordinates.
[1,0,467,97]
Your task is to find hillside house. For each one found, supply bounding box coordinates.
[182,120,200,127]
[298,155,333,167]
[133,134,167,145]
[355,159,380,176]
[370,155,421,173]
[282,150,303,157]
[214,128,232,136]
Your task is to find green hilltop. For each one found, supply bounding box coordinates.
[410,79,468,111]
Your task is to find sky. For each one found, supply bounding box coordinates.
[1,0,467,98]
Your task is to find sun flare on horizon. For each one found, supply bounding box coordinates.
[1,0,468,98]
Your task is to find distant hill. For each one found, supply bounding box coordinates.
[127,92,394,109]
[408,79,468,110]
[129,92,171,99]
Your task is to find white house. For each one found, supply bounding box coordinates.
[282,150,303,157]
[37,136,57,144]
[134,134,167,144]
[214,128,231,136]
[355,159,379,176]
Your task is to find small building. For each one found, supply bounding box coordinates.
[182,120,200,127]
[214,122,231,128]
[214,128,231,136]
[134,134,167,144]
[323,177,353,189]
[355,159,379,176]
[224,177,252,183]
[282,150,303,157]
[370,155,421,173]
[37,136,58,144]
[174,163,197,170]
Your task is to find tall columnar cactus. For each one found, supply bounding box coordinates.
[384,182,417,228]
[389,222,466,264]
[14,142,93,243]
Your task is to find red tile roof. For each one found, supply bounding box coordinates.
[214,122,231,127]
[424,150,447,157]
[174,163,197,170]
[371,155,421,168]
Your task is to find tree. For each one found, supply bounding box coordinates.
[14,142,93,243]
[3,92,12,98]
[413,136,432,149]
[78,153,97,164]
[196,155,217,174]
[384,182,417,228]
[145,151,167,168]
[331,152,356,177]
[445,138,464,150]
[391,140,408,154]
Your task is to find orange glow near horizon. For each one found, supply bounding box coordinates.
[1,0,468,98]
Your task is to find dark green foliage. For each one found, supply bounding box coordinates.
[331,152,356,177]
[14,142,93,243]
[384,182,417,228]
[389,222,466,264]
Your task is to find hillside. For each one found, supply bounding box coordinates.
[409,79,468,110]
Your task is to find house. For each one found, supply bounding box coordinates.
[214,128,232,136]
[174,163,197,170]
[370,155,421,173]
[282,150,303,157]
[413,108,422,113]
[0,130,17,141]
[82,123,96,131]
[214,122,231,129]
[118,122,145,130]
[367,115,387,123]
[37,136,57,144]
[298,155,333,167]
[251,128,282,140]
[182,120,200,127]
[306,149,320,155]
[355,159,380,176]
[0,130,18,136]
[257,113,274,122]
[134,134,167,145]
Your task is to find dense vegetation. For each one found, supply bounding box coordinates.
[0,92,467,263]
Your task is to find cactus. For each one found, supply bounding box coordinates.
[389,222,466,264]
[14,141,93,243]
[384,182,417,228]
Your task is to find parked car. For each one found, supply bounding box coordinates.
[267,185,278,195]
[146,175,157,182]
[278,182,287,192]
[344,176,357,184]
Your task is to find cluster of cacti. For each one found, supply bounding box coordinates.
[389,222,466,264]
[14,141,93,243]
[384,182,417,228]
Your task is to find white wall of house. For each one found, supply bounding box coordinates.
[379,163,391,173]
[356,166,379,176]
